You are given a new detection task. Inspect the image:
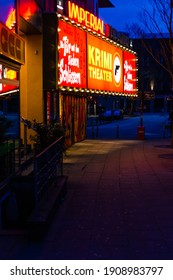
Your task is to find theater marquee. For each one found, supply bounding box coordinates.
[58,6,137,95]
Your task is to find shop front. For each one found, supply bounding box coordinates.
[0,21,25,185]
[60,93,87,146]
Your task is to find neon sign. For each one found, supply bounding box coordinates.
[68,1,105,35]
[58,20,87,88]
[123,52,137,94]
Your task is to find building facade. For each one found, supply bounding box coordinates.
[0,3,25,184]
[0,0,50,186]
[0,0,137,187]
[133,37,173,113]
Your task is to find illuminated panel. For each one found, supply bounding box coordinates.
[87,33,123,92]
[123,51,137,95]
[0,66,19,94]
[58,20,87,88]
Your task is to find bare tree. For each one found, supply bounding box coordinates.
[127,0,173,143]
[138,0,173,87]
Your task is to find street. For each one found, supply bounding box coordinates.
[87,113,170,140]
[1,112,173,260]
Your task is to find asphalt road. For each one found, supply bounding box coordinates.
[87,113,170,140]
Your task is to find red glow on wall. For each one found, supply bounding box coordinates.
[19,0,39,21]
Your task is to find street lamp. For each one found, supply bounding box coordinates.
[140,91,144,126]
[150,80,154,91]
[137,91,145,140]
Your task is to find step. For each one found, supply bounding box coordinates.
[27,175,68,238]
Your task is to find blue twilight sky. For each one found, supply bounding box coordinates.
[99,0,149,32]
[0,0,15,24]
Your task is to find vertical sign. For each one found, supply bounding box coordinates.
[123,51,137,95]
[58,20,87,88]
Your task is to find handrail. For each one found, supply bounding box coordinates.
[33,136,64,218]
[35,136,64,158]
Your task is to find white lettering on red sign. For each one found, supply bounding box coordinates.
[124,60,134,91]
[59,36,81,85]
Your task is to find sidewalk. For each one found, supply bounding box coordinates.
[1,136,173,260]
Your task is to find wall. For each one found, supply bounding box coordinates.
[20,34,43,143]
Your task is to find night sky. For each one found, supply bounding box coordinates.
[99,0,149,32]
[0,0,14,23]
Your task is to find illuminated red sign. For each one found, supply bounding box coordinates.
[68,1,105,35]
[0,65,18,94]
[123,52,137,95]
[58,20,87,88]
[0,83,18,94]
[87,34,123,92]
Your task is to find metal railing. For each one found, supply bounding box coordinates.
[0,139,15,182]
[0,138,16,229]
[33,136,64,217]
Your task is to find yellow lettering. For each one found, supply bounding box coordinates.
[97,19,104,34]
[88,45,112,70]
[95,48,100,67]
[68,1,105,35]
[68,1,79,20]
[79,8,85,23]
[85,11,90,27]
[104,52,112,70]
[88,45,95,65]
[88,66,112,82]
[89,14,95,30]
